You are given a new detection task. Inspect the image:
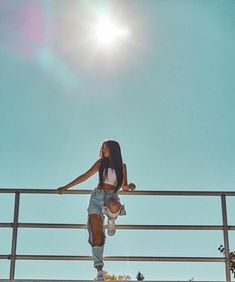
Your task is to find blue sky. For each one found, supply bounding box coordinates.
[0,0,235,280]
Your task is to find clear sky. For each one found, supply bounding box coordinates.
[0,0,235,280]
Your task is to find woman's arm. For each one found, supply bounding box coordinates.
[121,163,136,191]
[57,159,101,194]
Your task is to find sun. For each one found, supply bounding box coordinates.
[91,16,130,50]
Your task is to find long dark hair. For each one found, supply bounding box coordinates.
[99,140,123,190]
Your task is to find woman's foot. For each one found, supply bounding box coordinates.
[107,218,116,236]
[96,269,104,281]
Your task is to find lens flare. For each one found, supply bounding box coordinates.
[93,16,130,49]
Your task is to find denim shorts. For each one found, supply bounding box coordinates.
[87,187,120,215]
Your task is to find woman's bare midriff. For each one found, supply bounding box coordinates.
[98,183,117,191]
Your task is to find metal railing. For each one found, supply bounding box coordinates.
[0,188,235,281]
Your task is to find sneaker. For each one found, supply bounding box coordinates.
[107,218,116,236]
[96,270,104,281]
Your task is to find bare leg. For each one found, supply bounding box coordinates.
[89,214,104,246]
[88,214,105,273]
[104,199,121,236]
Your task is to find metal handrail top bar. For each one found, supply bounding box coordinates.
[1,223,235,230]
[0,188,235,196]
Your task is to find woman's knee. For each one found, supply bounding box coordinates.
[107,199,120,213]
[90,227,104,246]
[93,236,104,246]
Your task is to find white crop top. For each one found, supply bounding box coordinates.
[103,168,118,186]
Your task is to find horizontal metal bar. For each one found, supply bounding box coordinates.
[0,223,12,228]
[0,189,93,195]
[0,255,225,262]
[18,223,87,229]
[1,188,235,196]
[0,255,9,259]
[1,222,235,230]
[0,280,228,282]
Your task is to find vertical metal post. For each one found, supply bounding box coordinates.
[9,191,20,279]
[221,194,231,282]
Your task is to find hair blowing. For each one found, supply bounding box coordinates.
[99,140,123,190]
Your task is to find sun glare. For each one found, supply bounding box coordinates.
[92,16,130,49]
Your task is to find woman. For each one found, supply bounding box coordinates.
[57,140,136,280]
